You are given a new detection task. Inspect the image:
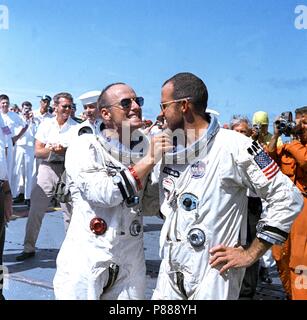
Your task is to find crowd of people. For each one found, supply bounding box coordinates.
[0,72,306,300]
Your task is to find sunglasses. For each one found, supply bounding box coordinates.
[160,97,191,111]
[107,96,144,109]
[61,104,73,110]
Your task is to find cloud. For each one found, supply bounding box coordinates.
[268,77,307,90]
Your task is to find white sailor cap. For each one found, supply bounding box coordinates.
[78,90,101,106]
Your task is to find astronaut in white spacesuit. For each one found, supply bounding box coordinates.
[53,82,171,300]
[151,72,304,300]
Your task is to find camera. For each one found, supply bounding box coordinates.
[252,124,261,140]
[274,111,296,137]
[23,108,31,117]
[253,124,261,133]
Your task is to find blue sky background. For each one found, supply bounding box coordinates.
[1,0,307,126]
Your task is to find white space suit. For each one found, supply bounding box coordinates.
[53,130,158,300]
[152,116,303,300]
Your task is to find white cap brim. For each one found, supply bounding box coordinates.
[78,90,101,106]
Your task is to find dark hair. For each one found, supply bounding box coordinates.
[162,72,208,114]
[53,92,73,105]
[295,106,307,115]
[0,94,9,101]
[97,82,126,111]
[22,101,32,108]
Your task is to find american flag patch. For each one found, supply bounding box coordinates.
[254,150,279,180]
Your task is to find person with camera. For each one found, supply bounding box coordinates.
[268,106,307,300]
[53,83,171,300]
[0,117,13,300]
[251,111,283,149]
[11,101,38,208]
[151,72,303,300]
[16,93,79,261]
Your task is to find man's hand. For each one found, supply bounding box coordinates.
[146,129,173,164]
[52,144,66,155]
[209,245,254,274]
[133,130,173,184]
[46,143,66,155]
[209,238,271,274]
[139,129,173,166]
[267,120,282,153]
[250,127,259,141]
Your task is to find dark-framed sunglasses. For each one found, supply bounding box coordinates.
[61,104,73,110]
[107,96,144,109]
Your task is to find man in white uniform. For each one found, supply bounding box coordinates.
[12,101,38,207]
[0,94,29,187]
[78,90,102,135]
[0,115,13,300]
[77,90,101,134]
[16,93,78,261]
[151,72,303,300]
[35,95,54,125]
[53,83,171,300]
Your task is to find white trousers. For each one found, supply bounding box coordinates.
[12,145,35,199]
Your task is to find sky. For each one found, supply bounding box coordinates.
[1,0,307,126]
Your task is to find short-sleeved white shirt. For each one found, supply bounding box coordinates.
[34,111,54,126]
[1,111,25,137]
[17,117,38,147]
[35,116,79,147]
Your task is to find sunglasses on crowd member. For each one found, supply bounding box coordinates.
[61,104,73,110]
[106,97,144,109]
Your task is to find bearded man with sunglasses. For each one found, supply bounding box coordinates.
[16,93,79,261]
[151,72,303,300]
[53,83,172,300]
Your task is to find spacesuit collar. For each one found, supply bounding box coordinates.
[97,129,150,166]
[206,114,220,142]
[163,115,220,164]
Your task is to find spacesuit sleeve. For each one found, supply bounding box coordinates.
[235,140,304,245]
[65,135,126,208]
